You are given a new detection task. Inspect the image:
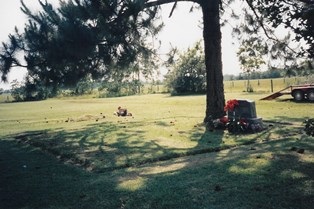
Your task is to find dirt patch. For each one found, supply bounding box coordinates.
[65,114,106,122]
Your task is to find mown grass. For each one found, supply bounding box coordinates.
[0,92,313,209]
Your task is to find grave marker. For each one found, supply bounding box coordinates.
[227,99,264,132]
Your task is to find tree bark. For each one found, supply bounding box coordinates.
[200,0,225,122]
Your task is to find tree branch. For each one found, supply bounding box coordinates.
[169,1,178,17]
[297,0,314,4]
[145,0,199,8]
[244,0,299,54]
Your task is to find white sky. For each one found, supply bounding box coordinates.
[0,0,240,89]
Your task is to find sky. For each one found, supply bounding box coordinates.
[0,0,240,89]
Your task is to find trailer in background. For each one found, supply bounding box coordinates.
[260,84,314,101]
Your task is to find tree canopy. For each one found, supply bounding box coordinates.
[0,0,161,96]
[243,0,314,58]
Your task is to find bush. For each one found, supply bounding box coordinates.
[304,119,314,136]
[75,78,94,95]
[165,42,206,95]
[10,79,52,102]
[98,80,143,98]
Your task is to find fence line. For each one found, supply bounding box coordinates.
[224,76,313,93]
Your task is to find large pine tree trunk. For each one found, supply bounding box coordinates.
[146,0,226,122]
[201,0,225,122]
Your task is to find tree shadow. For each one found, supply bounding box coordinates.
[0,116,313,209]
[115,129,313,209]
[277,98,314,103]
[0,138,131,209]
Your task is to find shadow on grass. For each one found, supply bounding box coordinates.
[271,115,311,124]
[0,118,313,209]
[6,120,217,172]
[0,139,128,209]
[277,98,314,103]
[118,128,313,209]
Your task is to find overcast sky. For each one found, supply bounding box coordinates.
[0,0,240,89]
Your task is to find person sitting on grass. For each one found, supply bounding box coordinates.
[115,106,132,117]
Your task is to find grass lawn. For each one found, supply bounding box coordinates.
[0,93,313,209]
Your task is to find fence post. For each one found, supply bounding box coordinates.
[271,79,274,93]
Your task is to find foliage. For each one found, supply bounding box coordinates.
[230,63,313,80]
[165,42,206,95]
[0,0,161,99]
[10,80,24,102]
[244,0,314,58]
[98,79,143,97]
[237,37,266,73]
[9,79,51,102]
[75,76,94,95]
[304,118,314,137]
[232,0,314,75]
[236,36,267,92]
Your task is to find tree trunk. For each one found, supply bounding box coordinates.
[146,0,226,121]
[200,0,225,122]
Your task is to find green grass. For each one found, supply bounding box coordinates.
[0,93,313,209]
